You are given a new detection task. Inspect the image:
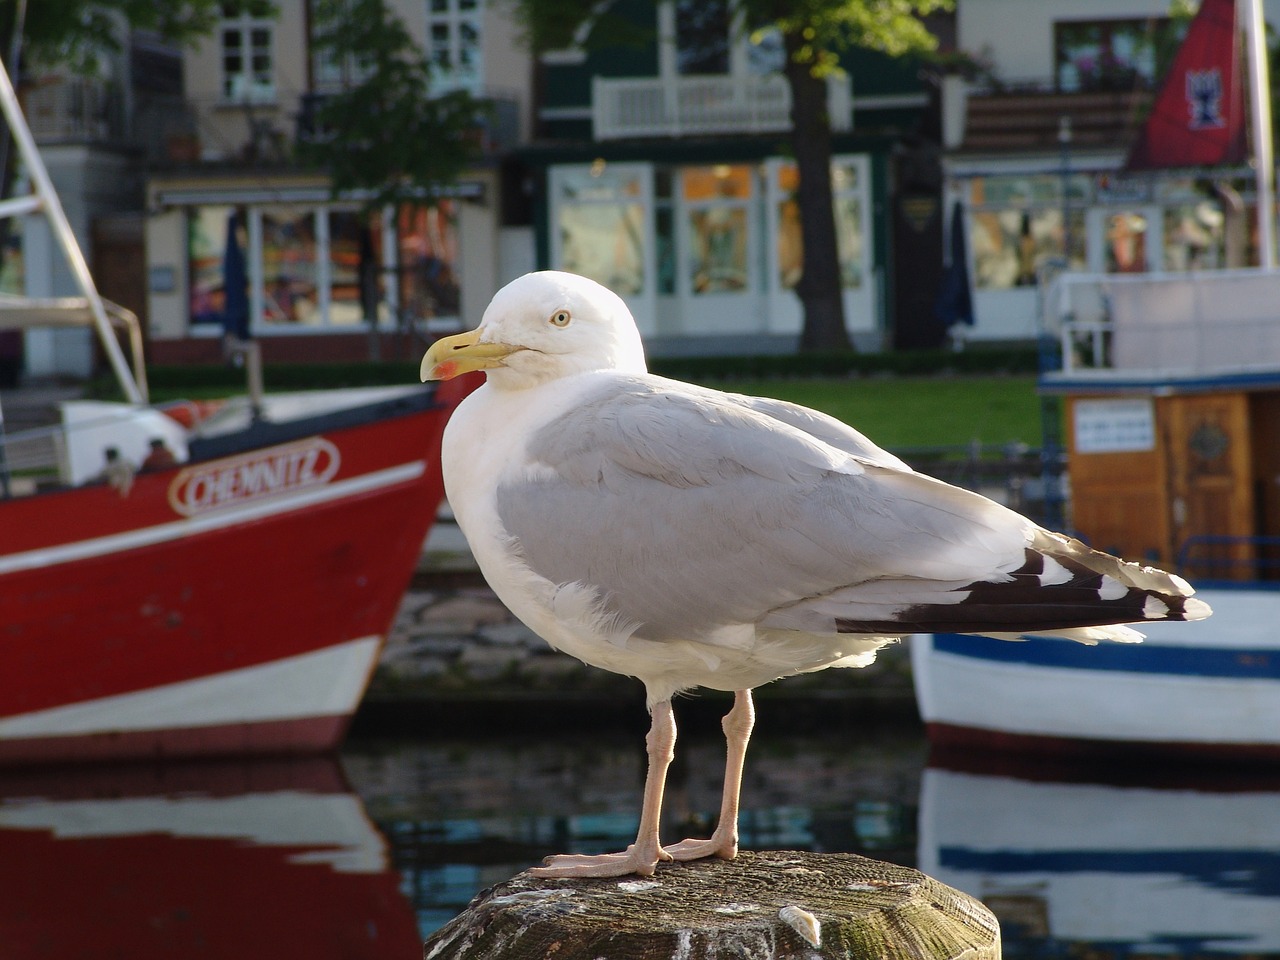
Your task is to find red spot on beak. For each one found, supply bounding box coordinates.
[435,360,459,381]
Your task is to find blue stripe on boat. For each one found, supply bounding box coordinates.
[937,846,1280,897]
[931,633,1280,679]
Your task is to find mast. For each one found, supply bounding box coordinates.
[1245,0,1276,267]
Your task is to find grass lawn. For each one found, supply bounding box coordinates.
[129,368,1046,453]
[707,375,1045,451]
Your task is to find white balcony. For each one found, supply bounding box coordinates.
[22,77,124,143]
[592,73,852,140]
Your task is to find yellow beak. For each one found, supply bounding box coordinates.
[420,329,520,381]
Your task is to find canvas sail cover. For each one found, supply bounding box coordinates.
[1125,0,1246,170]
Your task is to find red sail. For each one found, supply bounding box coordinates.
[1125,0,1246,170]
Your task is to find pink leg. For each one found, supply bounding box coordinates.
[665,689,754,863]
[529,699,678,878]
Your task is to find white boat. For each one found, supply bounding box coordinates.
[912,586,1280,759]
[0,57,474,763]
[918,759,1280,956]
[913,266,1280,761]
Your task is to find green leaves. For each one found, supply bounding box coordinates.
[6,0,245,69]
[300,0,484,210]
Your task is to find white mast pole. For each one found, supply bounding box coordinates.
[0,60,144,403]
[1245,0,1277,267]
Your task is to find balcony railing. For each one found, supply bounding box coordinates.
[22,77,125,143]
[592,73,852,140]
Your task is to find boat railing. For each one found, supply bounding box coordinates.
[0,398,200,497]
[897,440,1063,521]
[1175,534,1280,585]
[0,420,65,497]
[1043,268,1280,379]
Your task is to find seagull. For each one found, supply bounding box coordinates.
[420,270,1211,879]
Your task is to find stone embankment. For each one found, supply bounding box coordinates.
[364,507,917,728]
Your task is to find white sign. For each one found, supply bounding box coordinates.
[168,437,340,516]
[1073,398,1156,453]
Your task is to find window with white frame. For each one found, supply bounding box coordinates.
[682,165,752,294]
[770,157,872,293]
[425,0,483,95]
[310,0,376,91]
[220,3,275,102]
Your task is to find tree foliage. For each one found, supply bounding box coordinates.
[1,0,270,71]
[299,0,483,209]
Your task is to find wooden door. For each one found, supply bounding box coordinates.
[1161,392,1254,579]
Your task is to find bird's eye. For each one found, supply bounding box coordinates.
[549,310,571,327]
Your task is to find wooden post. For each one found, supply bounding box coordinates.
[423,850,1000,959]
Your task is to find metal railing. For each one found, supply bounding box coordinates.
[1175,535,1280,585]
[22,76,124,142]
[895,440,1064,524]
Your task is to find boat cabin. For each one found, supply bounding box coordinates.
[1043,268,1280,582]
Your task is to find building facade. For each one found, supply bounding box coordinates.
[941,0,1280,344]
[522,0,944,354]
[141,0,533,364]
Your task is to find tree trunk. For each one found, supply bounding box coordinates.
[783,32,852,353]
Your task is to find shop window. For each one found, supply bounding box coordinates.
[220,4,275,102]
[261,207,319,324]
[1103,211,1150,274]
[684,165,751,294]
[188,205,235,327]
[970,209,1087,289]
[967,175,1088,289]
[426,0,483,95]
[329,210,385,326]
[1055,18,1181,93]
[1163,203,1226,271]
[397,203,461,323]
[775,161,868,291]
[188,203,452,332]
[554,166,648,295]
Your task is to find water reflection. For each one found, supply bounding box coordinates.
[344,728,1280,958]
[1,730,1278,958]
[0,757,420,958]
[919,754,1280,957]
[341,722,925,934]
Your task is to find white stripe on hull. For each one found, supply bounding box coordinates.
[0,793,388,873]
[910,635,1280,746]
[0,460,426,576]
[0,636,382,740]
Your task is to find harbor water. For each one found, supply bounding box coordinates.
[2,711,1278,957]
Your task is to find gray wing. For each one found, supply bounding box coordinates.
[497,377,1203,645]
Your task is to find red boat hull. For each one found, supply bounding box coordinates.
[0,381,473,764]
[0,757,422,958]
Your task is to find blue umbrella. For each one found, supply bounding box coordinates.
[222,212,250,340]
[934,200,974,331]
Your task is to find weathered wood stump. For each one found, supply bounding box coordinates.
[423,850,1000,959]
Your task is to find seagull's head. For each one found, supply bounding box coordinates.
[420,271,647,389]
